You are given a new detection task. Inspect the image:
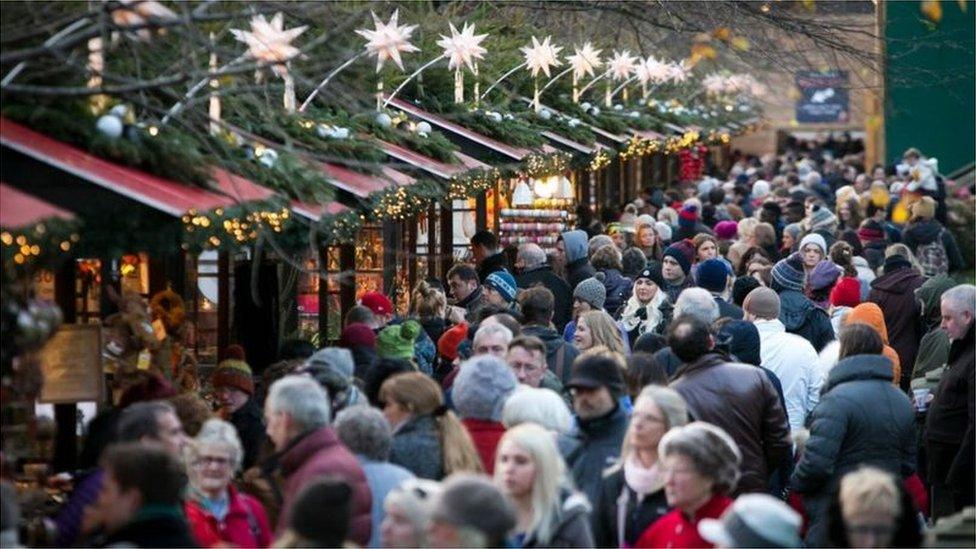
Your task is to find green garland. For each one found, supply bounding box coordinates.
[353,112,459,164]
[318,210,363,245]
[1,217,81,280]
[448,167,502,199]
[367,178,446,221]
[209,136,335,205]
[1,101,211,187]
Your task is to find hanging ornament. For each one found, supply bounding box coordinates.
[567,42,603,103]
[356,10,419,72]
[415,121,432,134]
[375,112,393,128]
[96,114,124,138]
[230,13,307,113]
[521,36,562,111]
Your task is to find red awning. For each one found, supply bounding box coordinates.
[0,182,75,229]
[385,97,534,161]
[377,140,490,180]
[320,161,415,198]
[0,118,247,217]
[290,199,348,221]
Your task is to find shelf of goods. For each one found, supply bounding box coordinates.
[499,198,575,251]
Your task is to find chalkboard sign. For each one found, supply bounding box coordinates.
[795,70,849,124]
[38,324,103,404]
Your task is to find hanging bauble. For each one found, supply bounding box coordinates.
[613,104,623,111]
[109,104,130,118]
[375,112,393,128]
[567,118,580,127]
[123,124,143,145]
[242,145,256,160]
[503,113,515,120]
[332,127,350,139]
[580,101,592,111]
[512,180,533,206]
[415,121,432,134]
[589,106,600,116]
[629,111,640,118]
[487,112,503,123]
[96,115,124,138]
[316,124,332,138]
[259,148,279,168]
[538,108,552,120]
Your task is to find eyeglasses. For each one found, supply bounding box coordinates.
[193,455,232,467]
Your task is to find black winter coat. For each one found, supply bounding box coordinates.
[599,268,633,319]
[516,266,573,331]
[522,490,595,548]
[778,289,834,352]
[591,467,669,548]
[98,506,199,548]
[868,265,925,388]
[562,405,629,510]
[925,322,974,493]
[230,398,268,470]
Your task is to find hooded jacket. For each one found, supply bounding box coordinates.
[852,255,876,300]
[845,303,902,384]
[754,319,822,432]
[671,353,792,494]
[902,218,965,273]
[562,230,596,290]
[778,289,835,352]
[563,404,629,510]
[867,265,925,388]
[522,489,595,548]
[599,268,634,319]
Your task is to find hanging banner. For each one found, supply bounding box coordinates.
[795,70,849,123]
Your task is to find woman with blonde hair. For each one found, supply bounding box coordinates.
[635,216,664,262]
[494,423,595,547]
[410,279,449,344]
[592,386,689,547]
[379,372,483,480]
[573,310,626,355]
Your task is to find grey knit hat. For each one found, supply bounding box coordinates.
[302,347,355,391]
[453,355,517,421]
[574,273,607,310]
[431,473,517,543]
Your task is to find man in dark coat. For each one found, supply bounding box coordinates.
[562,354,629,508]
[867,253,926,389]
[667,315,792,495]
[557,230,596,290]
[211,358,266,470]
[95,443,198,548]
[925,284,976,519]
[471,230,507,283]
[696,258,744,321]
[515,243,572,331]
[518,286,578,387]
[901,197,965,274]
[447,264,488,323]
[770,254,834,352]
[791,333,915,546]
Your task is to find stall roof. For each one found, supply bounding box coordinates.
[319,161,415,198]
[0,181,75,228]
[0,118,252,218]
[377,140,489,180]
[385,97,536,161]
[520,98,629,145]
[291,199,348,221]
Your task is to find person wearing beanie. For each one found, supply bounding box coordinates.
[339,322,378,381]
[857,217,891,271]
[452,355,518,474]
[866,247,926,389]
[428,473,517,548]
[798,233,827,275]
[697,258,744,321]
[714,220,739,241]
[563,274,632,352]
[732,276,762,308]
[661,241,696,304]
[436,322,469,383]
[483,269,519,309]
[377,320,422,362]
[902,196,965,276]
[620,265,672,344]
[301,347,365,415]
[911,274,957,385]
[654,221,673,245]
[803,204,838,235]
[591,244,634,319]
[828,277,862,336]
[211,357,266,469]
[557,230,597,291]
[360,291,395,329]
[563,353,630,509]
[743,287,822,432]
[807,260,842,310]
[674,204,714,242]
[770,253,835,352]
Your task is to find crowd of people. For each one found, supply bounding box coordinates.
[6,146,974,548]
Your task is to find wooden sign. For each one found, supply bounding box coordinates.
[38,324,104,404]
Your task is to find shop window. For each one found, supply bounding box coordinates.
[75,259,101,324]
[183,251,222,365]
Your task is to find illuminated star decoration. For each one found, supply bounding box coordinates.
[110,0,177,40]
[436,22,488,71]
[637,56,673,85]
[355,10,419,72]
[608,50,638,81]
[667,60,690,83]
[230,13,307,77]
[521,36,562,78]
[567,42,603,80]
[703,73,727,95]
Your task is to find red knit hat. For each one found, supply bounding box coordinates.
[829,277,862,308]
[339,322,377,349]
[224,344,247,361]
[360,291,393,316]
[210,359,254,396]
[438,322,469,361]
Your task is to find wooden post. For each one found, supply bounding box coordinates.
[317,246,328,344]
[52,259,79,473]
[439,202,453,279]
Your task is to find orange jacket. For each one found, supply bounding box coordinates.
[845,303,902,384]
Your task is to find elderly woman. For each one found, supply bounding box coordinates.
[335,406,416,549]
[827,467,922,548]
[620,266,671,344]
[183,419,272,548]
[634,422,742,548]
[593,386,689,548]
[380,478,443,548]
[494,423,595,548]
[501,386,573,435]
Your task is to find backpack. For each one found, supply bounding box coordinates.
[916,228,949,278]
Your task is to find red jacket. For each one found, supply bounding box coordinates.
[634,494,733,548]
[185,485,272,548]
[277,426,372,545]
[462,418,506,475]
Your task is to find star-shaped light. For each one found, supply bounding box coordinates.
[231,13,307,77]
[667,60,690,83]
[355,10,419,72]
[703,73,727,95]
[567,42,602,80]
[636,56,672,85]
[521,36,562,78]
[436,22,488,71]
[608,50,638,81]
[110,0,177,40]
